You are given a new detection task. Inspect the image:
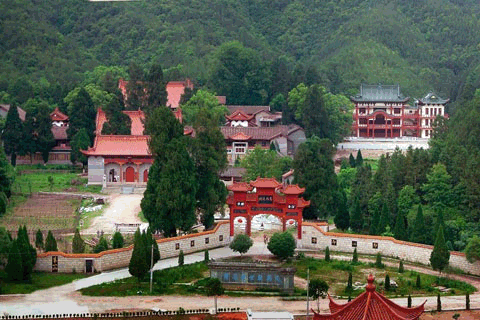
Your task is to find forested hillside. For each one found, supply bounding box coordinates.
[2,0,480,108]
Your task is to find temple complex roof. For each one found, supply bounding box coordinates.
[417,92,449,105]
[225,110,255,121]
[351,84,410,103]
[221,125,303,141]
[226,105,270,115]
[227,182,253,192]
[313,274,425,320]
[281,185,305,195]
[81,135,150,157]
[95,109,145,136]
[50,107,69,122]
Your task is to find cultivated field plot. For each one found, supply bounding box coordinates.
[0,193,81,233]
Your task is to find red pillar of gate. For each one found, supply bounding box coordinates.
[297,219,302,239]
[246,215,251,236]
[230,215,235,237]
[282,218,286,232]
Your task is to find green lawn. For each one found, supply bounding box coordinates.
[0,271,87,294]
[12,171,102,194]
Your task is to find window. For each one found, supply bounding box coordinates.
[236,202,245,206]
[352,241,357,247]
[425,108,429,115]
[288,204,296,209]
[205,237,209,244]
[191,240,195,247]
[311,237,317,244]
[235,147,246,153]
[373,242,378,249]
[175,243,180,250]
[331,239,337,246]
[262,141,267,147]
[219,235,223,242]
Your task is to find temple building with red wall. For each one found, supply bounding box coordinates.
[351,84,448,139]
[226,178,310,239]
[313,274,425,320]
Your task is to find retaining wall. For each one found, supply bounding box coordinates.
[35,221,230,273]
[300,222,480,276]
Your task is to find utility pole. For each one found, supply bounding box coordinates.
[150,243,154,294]
[306,268,310,320]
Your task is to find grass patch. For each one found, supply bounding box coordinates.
[12,171,102,194]
[81,262,210,296]
[0,271,87,294]
[289,256,475,298]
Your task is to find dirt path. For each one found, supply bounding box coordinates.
[83,194,144,235]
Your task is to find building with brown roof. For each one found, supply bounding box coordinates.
[225,105,282,127]
[221,125,305,165]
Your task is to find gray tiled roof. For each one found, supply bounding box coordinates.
[351,84,409,102]
[418,92,449,105]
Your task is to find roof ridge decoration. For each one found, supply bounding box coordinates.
[313,274,425,320]
[250,177,282,189]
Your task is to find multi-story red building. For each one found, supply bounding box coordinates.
[351,84,448,138]
[226,178,310,239]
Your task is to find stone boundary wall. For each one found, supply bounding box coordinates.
[35,221,231,273]
[300,222,480,276]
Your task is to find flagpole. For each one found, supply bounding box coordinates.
[306,268,310,320]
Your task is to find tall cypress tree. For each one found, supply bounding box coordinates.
[126,63,145,110]
[393,209,408,241]
[66,87,96,144]
[6,239,23,281]
[2,104,24,166]
[377,203,389,235]
[410,205,427,244]
[350,199,363,233]
[101,93,131,135]
[430,225,450,273]
[145,63,167,114]
[44,230,58,252]
[0,145,14,198]
[129,228,149,281]
[334,190,350,230]
[349,153,356,168]
[72,228,85,253]
[356,150,363,167]
[33,103,55,164]
[16,226,36,280]
[369,207,380,235]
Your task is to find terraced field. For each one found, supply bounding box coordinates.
[1,193,81,235]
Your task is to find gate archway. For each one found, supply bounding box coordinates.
[226,178,310,239]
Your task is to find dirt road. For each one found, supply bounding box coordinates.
[83,194,144,234]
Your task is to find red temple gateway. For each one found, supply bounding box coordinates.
[313,274,425,320]
[226,178,310,239]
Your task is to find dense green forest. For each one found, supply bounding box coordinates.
[3,0,480,108]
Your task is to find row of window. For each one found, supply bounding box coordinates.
[174,235,223,250]
[424,107,443,116]
[219,271,284,285]
[311,237,379,249]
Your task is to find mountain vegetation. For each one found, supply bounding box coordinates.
[3,0,480,110]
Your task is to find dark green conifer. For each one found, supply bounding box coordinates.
[349,153,356,168]
[350,199,363,233]
[430,225,450,273]
[410,205,427,244]
[356,150,363,167]
[72,228,85,253]
[325,246,330,262]
[377,203,389,235]
[44,230,58,252]
[352,248,358,263]
[6,240,23,281]
[385,274,390,291]
[178,250,184,266]
[129,228,149,282]
[35,229,44,250]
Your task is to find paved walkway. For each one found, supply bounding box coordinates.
[1,241,479,316]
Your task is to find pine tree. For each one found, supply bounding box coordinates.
[0,192,7,217]
[385,274,390,291]
[408,295,412,308]
[350,199,363,233]
[145,62,167,114]
[377,203,389,235]
[346,272,353,292]
[72,228,85,253]
[325,246,330,262]
[16,226,36,280]
[0,144,14,198]
[44,230,58,252]
[437,293,441,311]
[102,94,131,135]
[129,229,149,282]
[466,293,470,310]
[2,104,24,166]
[352,248,358,264]
[33,102,55,163]
[178,250,184,266]
[204,250,209,263]
[349,153,356,168]
[393,209,408,241]
[356,150,363,167]
[112,231,124,249]
[369,207,380,235]
[66,87,96,144]
[399,260,404,273]
[430,225,450,273]
[410,205,427,244]
[334,190,349,231]
[416,274,421,288]
[125,62,146,110]
[70,128,90,167]
[6,240,23,281]
[93,236,109,253]
[375,253,383,268]
[35,229,43,250]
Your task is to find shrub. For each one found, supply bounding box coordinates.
[466,292,470,310]
[35,229,44,250]
[93,237,109,253]
[179,250,184,266]
[0,192,7,216]
[416,275,421,288]
[407,294,412,308]
[325,246,330,262]
[375,253,383,268]
[398,260,404,273]
[112,231,124,249]
[437,293,441,311]
[267,232,296,260]
[346,272,353,292]
[229,234,253,256]
[384,274,390,291]
[44,230,58,252]
[72,228,85,253]
[352,248,358,263]
[204,250,209,263]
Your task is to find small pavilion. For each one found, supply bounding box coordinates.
[312,274,425,320]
